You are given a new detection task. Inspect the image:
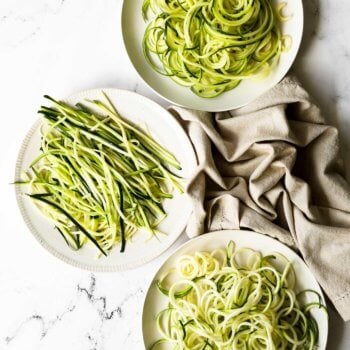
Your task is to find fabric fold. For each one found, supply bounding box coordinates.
[168,76,350,321]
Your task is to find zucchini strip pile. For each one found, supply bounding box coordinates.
[151,241,327,349]
[18,94,182,256]
[142,0,285,98]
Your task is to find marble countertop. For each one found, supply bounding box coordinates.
[0,0,349,348]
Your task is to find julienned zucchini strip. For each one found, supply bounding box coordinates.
[142,0,289,98]
[18,94,183,256]
[151,242,327,349]
[29,193,107,256]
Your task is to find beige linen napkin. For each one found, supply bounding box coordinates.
[169,76,350,321]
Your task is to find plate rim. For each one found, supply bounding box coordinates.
[14,88,198,272]
[121,0,304,112]
[142,229,328,348]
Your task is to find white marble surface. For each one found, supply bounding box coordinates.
[0,0,350,349]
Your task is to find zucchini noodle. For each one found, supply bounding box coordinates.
[142,0,290,98]
[276,2,292,22]
[16,94,182,256]
[151,241,327,349]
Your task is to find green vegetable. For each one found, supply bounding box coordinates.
[17,93,182,255]
[151,242,327,349]
[142,0,289,98]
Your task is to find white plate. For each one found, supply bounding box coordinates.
[143,230,328,349]
[15,89,197,271]
[122,0,304,112]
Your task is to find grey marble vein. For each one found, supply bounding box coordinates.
[76,274,125,322]
[5,304,77,344]
[3,274,145,348]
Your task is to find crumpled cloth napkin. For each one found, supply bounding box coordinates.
[168,76,350,321]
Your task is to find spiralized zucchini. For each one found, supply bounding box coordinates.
[142,0,287,98]
[151,241,327,349]
[17,94,182,256]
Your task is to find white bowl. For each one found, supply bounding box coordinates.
[122,0,304,111]
[15,89,197,271]
[142,230,328,349]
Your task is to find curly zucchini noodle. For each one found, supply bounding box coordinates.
[150,241,327,349]
[142,0,292,98]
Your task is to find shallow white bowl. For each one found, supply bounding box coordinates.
[15,89,197,271]
[143,230,328,349]
[122,0,304,111]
